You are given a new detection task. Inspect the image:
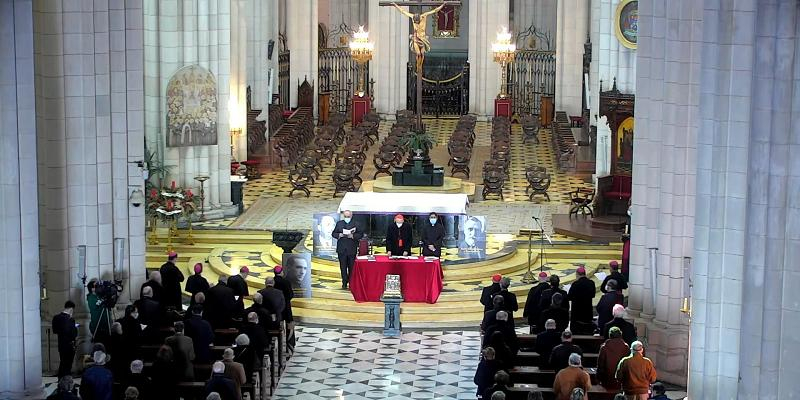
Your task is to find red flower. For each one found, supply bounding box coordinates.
[150,189,158,199]
[167,201,173,211]
[186,190,193,198]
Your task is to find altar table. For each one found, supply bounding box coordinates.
[350,255,444,304]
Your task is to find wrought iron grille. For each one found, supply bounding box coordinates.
[318,47,368,116]
[407,59,469,117]
[509,50,556,116]
[278,50,290,109]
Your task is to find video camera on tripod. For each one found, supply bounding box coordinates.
[93,280,124,309]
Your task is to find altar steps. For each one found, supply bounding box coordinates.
[146,228,622,328]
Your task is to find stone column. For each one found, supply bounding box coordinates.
[589,0,637,119]
[246,0,279,112]
[468,0,510,117]
[144,0,234,216]
[286,0,318,111]
[628,0,699,385]
[231,0,247,161]
[512,0,557,51]
[367,2,409,117]
[33,0,147,372]
[554,0,588,116]
[0,1,43,397]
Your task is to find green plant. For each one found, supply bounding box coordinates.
[144,145,173,191]
[403,129,434,152]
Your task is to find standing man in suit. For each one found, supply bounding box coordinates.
[52,300,78,377]
[160,252,185,310]
[386,214,413,256]
[420,212,445,257]
[331,210,363,289]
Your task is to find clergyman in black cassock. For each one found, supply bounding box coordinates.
[52,301,78,378]
[420,212,445,257]
[386,214,413,256]
[331,210,363,288]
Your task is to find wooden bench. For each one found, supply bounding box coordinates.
[518,334,605,353]
[509,366,599,386]
[515,352,599,368]
[508,384,619,400]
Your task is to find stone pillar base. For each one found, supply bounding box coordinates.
[634,316,689,386]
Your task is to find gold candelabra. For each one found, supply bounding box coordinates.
[492,26,516,99]
[349,26,374,97]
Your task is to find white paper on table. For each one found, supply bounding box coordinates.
[357,255,369,260]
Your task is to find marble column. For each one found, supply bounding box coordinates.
[468,0,510,117]
[231,0,247,161]
[554,0,588,117]
[512,0,557,51]
[33,0,147,372]
[0,1,43,397]
[628,0,699,385]
[246,0,279,112]
[286,0,318,112]
[367,2,409,118]
[589,0,636,117]
[144,0,234,216]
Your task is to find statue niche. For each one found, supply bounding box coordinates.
[166,65,218,147]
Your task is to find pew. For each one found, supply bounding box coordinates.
[509,366,599,386]
[515,351,599,368]
[507,384,619,400]
[517,334,605,353]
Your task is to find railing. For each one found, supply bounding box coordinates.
[318,47,368,116]
[510,50,556,116]
[407,61,470,117]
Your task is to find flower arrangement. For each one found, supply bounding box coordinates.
[147,180,200,223]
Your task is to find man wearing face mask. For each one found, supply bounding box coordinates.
[420,212,445,257]
[386,214,413,257]
[332,210,363,289]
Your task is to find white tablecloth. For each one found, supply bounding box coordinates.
[337,192,469,215]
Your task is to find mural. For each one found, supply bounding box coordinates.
[615,0,638,49]
[616,116,634,174]
[166,65,218,147]
[433,5,460,38]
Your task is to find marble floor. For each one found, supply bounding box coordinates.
[273,325,689,400]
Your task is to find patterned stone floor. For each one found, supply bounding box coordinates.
[192,117,589,230]
[273,326,689,400]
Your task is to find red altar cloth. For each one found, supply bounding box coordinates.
[350,256,444,304]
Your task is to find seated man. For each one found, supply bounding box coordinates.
[549,330,583,372]
[534,319,562,369]
[552,353,591,400]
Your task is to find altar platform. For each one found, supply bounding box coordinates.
[361,175,476,196]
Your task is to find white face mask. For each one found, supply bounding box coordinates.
[131,312,139,319]
[343,217,351,223]
[395,222,403,228]
[429,218,437,225]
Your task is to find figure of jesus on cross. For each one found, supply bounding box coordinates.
[379,0,461,129]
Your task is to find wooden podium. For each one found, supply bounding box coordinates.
[352,95,371,127]
[494,98,512,118]
[540,94,554,127]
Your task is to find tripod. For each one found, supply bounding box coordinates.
[91,305,115,341]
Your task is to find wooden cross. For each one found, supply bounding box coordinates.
[379,0,462,130]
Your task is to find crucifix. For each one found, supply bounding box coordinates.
[379,0,461,130]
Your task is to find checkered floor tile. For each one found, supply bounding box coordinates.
[272,326,482,400]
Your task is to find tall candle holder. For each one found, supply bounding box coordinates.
[491,26,516,99]
[194,175,210,220]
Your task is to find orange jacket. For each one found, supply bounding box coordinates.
[552,366,590,400]
[615,352,657,395]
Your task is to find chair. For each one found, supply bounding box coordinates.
[569,188,595,216]
[528,172,551,202]
[373,152,395,179]
[482,171,505,200]
[525,166,547,193]
[288,168,314,197]
[333,165,357,197]
[521,114,539,144]
[450,150,471,178]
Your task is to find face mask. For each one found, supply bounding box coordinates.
[343,217,351,223]
[429,218,437,225]
[395,222,403,227]
[132,312,139,319]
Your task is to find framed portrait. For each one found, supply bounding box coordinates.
[614,0,638,49]
[457,215,487,259]
[312,212,340,257]
[282,253,312,298]
[433,5,460,38]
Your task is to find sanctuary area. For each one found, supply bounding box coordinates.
[1,1,799,400]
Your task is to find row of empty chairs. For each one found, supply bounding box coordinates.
[520,113,540,144]
[551,111,577,171]
[271,107,314,169]
[288,113,348,197]
[482,116,511,200]
[372,110,418,178]
[448,114,478,178]
[333,113,380,197]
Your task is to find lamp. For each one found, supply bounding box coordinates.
[491,26,516,99]
[349,26,374,97]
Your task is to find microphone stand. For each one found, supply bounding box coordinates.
[522,216,553,283]
[533,216,553,272]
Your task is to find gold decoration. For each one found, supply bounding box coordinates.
[614,0,638,49]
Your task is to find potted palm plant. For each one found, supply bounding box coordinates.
[402,129,434,175]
